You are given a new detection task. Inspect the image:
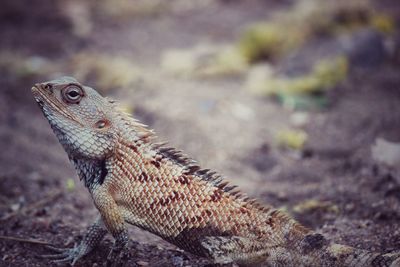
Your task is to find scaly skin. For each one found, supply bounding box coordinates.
[32,77,400,266]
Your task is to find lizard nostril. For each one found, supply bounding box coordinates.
[44,83,53,91]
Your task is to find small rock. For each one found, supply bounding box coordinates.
[136,260,149,266]
[171,255,184,267]
[290,112,310,127]
[344,203,355,212]
[341,29,386,68]
[10,203,21,212]
[372,138,400,168]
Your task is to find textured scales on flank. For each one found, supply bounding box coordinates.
[32,77,400,266]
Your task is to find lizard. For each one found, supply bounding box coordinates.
[31,76,400,267]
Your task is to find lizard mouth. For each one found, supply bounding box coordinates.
[31,86,45,108]
[31,84,84,126]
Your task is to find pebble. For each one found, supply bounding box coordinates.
[136,260,149,266]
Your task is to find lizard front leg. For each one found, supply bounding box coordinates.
[42,215,108,265]
[90,184,130,267]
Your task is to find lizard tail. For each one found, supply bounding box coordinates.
[291,233,400,267]
[322,243,399,267]
[200,232,400,266]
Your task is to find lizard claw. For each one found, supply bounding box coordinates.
[106,247,128,267]
[106,240,129,267]
[45,245,71,253]
[41,244,85,266]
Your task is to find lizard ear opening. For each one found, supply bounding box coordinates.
[95,119,110,129]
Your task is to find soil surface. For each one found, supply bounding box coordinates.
[1,0,400,266]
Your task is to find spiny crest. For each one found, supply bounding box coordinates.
[153,144,227,190]
[151,141,242,195]
[109,98,156,143]
[156,145,196,166]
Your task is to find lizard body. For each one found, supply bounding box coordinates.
[32,77,400,266]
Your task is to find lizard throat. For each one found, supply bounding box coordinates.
[71,158,108,188]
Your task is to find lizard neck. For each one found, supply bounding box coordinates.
[70,157,108,189]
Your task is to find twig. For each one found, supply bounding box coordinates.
[0,189,63,221]
[0,235,51,245]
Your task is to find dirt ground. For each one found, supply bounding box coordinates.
[1,0,400,266]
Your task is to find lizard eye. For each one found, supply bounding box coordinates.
[62,85,83,104]
[44,84,53,90]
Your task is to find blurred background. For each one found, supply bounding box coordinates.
[1,0,400,266]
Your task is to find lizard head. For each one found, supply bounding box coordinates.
[32,77,118,160]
